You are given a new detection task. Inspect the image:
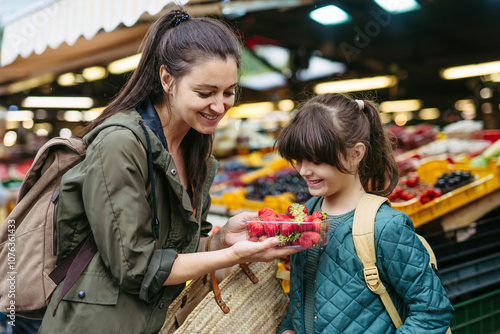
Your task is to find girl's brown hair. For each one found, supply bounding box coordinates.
[274,93,399,197]
[85,8,241,206]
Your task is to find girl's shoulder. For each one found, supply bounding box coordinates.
[374,203,415,234]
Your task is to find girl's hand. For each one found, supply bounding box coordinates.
[282,331,296,334]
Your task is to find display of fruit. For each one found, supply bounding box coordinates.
[244,168,312,204]
[434,170,474,194]
[246,204,330,249]
[389,172,443,204]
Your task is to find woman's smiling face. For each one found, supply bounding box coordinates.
[166,58,238,134]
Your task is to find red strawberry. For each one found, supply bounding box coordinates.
[264,222,279,237]
[249,236,259,242]
[280,222,294,237]
[312,211,327,220]
[258,207,277,219]
[277,213,291,221]
[287,203,308,219]
[298,231,321,248]
[311,222,322,233]
[258,235,269,242]
[303,215,314,222]
[247,222,264,237]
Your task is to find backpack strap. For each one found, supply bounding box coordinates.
[352,193,404,328]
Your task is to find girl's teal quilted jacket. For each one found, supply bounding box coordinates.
[278,198,454,334]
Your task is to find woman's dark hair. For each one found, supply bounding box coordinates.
[86,8,241,206]
[274,93,399,197]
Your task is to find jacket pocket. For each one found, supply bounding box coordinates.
[62,272,119,305]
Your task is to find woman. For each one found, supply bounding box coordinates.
[40,8,298,333]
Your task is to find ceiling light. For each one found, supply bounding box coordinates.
[314,75,398,94]
[380,99,423,113]
[82,66,108,82]
[440,60,500,80]
[83,107,105,122]
[108,53,142,74]
[64,110,83,122]
[277,99,295,112]
[22,96,94,109]
[374,0,420,14]
[419,108,440,120]
[226,102,275,119]
[58,73,77,86]
[8,73,55,94]
[310,5,351,25]
[6,110,34,122]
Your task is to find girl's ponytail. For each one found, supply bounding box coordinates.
[359,100,399,196]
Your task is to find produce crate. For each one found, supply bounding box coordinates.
[440,251,500,301]
[451,288,500,334]
[392,158,500,227]
[211,188,295,214]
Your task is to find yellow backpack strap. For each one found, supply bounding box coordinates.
[352,193,404,328]
[417,235,438,271]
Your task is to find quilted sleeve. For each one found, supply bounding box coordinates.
[377,215,454,333]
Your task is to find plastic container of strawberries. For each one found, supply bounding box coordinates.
[244,219,331,249]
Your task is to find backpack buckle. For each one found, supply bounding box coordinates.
[363,266,381,291]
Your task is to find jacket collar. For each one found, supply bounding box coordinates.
[137,98,169,151]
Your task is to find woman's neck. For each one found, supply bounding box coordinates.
[154,102,189,150]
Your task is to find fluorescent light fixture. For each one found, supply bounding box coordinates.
[440,60,500,80]
[22,96,94,109]
[8,73,55,94]
[374,0,421,14]
[82,66,108,82]
[297,56,347,81]
[314,75,398,94]
[3,131,17,147]
[418,108,440,120]
[240,72,287,90]
[310,5,351,25]
[380,99,423,113]
[6,110,34,122]
[277,99,295,112]
[64,110,83,122]
[108,53,142,74]
[226,102,275,119]
[58,73,77,86]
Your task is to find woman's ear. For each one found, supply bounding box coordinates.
[160,65,173,93]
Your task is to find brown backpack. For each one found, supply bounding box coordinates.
[0,121,156,319]
[0,137,87,319]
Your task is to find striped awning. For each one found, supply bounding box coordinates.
[1,0,189,67]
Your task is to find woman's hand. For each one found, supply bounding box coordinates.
[215,211,258,249]
[229,238,301,264]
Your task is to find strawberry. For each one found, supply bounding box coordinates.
[258,207,277,219]
[287,203,308,219]
[311,221,322,233]
[303,215,314,222]
[258,235,269,242]
[264,222,279,237]
[277,213,291,221]
[298,231,321,248]
[249,236,259,242]
[280,222,294,237]
[312,211,327,220]
[247,222,264,237]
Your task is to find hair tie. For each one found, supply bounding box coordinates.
[354,99,364,110]
[171,10,191,28]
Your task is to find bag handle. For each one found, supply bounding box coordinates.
[205,234,258,313]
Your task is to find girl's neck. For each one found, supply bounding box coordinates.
[321,184,365,216]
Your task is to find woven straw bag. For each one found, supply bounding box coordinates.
[160,260,289,334]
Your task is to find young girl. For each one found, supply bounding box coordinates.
[275,93,454,334]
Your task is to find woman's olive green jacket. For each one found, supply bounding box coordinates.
[39,109,217,333]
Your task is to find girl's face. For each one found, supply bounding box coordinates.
[294,159,358,200]
[166,58,238,134]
